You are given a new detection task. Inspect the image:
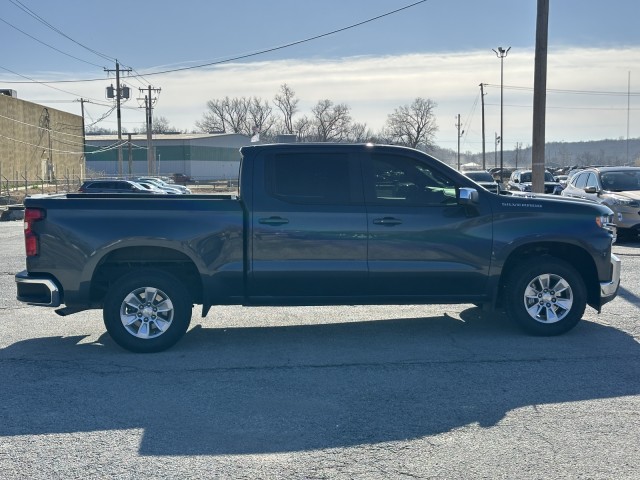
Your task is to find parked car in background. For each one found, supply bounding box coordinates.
[555,174,569,186]
[561,166,640,237]
[508,170,563,195]
[463,170,501,194]
[171,173,193,185]
[136,177,191,194]
[136,182,169,194]
[78,180,162,194]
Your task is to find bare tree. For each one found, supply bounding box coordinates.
[248,97,276,138]
[273,84,299,134]
[347,122,374,143]
[383,97,438,149]
[196,96,275,137]
[311,99,352,142]
[195,96,249,134]
[85,126,117,135]
[293,116,313,142]
[136,115,175,134]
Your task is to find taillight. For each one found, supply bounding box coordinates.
[24,208,44,257]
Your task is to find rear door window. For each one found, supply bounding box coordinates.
[265,153,353,205]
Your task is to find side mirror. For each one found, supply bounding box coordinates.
[584,186,598,194]
[459,187,479,205]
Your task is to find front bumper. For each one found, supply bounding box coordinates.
[600,254,621,306]
[15,270,62,307]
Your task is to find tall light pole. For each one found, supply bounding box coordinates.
[480,83,487,170]
[493,46,510,183]
[456,114,464,171]
[494,133,501,170]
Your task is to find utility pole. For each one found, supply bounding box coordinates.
[79,98,87,179]
[493,46,511,183]
[139,85,161,175]
[456,114,464,171]
[105,60,131,176]
[480,83,487,170]
[127,133,133,176]
[531,0,549,193]
[627,71,631,165]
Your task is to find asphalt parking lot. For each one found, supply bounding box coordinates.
[0,220,638,479]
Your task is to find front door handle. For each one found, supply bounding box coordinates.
[259,216,289,226]
[372,217,402,226]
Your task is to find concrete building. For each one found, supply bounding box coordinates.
[85,133,253,180]
[0,91,84,185]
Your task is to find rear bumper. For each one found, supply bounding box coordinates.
[600,254,621,306]
[15,270,62,307]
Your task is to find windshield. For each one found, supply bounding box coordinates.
[519,172,555,183]
[601,170,640,192]
[465,171,494,182]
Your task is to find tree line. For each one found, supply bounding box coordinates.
[87,83,439,150]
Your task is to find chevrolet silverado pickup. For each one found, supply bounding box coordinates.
[15,143,621,352]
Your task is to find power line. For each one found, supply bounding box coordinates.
[484,83,640,97]
[0,0,430,84]
[0,112,85,139]
[0,64,107,104]
[0,15,105,68]
[8,0,115,63]
[485,102,640,111]
[136,0,431,78]
[0,130,123,155]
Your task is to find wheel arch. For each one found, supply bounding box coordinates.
[90,246,202,306]
[498,242,600,309]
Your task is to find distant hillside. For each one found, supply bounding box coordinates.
[428,138,640,170]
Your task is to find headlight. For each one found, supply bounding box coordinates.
[596,214,615,230]
[609,195,640,208]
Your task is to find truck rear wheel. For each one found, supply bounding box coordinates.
[103,270,192,352]
[505,258,587,336]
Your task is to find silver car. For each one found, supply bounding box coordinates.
[561,166,640,237]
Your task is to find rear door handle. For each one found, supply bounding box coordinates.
[259,216,289,226]
[372,217,402,226]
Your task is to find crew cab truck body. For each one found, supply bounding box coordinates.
[16,144,621,352]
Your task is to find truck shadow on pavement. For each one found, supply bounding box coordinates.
[1,309,638,456]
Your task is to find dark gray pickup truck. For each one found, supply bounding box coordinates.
[16,143,621,352]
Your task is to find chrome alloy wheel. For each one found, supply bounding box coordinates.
[119,286,174,339]
[523,273,573,324]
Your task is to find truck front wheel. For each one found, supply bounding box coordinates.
[505,258,587,336]
[103,270,192,352]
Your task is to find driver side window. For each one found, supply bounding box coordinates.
[368,154,457,206]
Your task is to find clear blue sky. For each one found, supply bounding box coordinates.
[1,0,639,152]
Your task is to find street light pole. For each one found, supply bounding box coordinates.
[494,133,501,170]
[456,114,464,171]
[493,46,510,182]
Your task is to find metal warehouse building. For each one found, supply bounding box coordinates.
[85,133,252,180]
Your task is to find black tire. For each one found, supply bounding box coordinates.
[103,269,192,353]
[505,257,587,336]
